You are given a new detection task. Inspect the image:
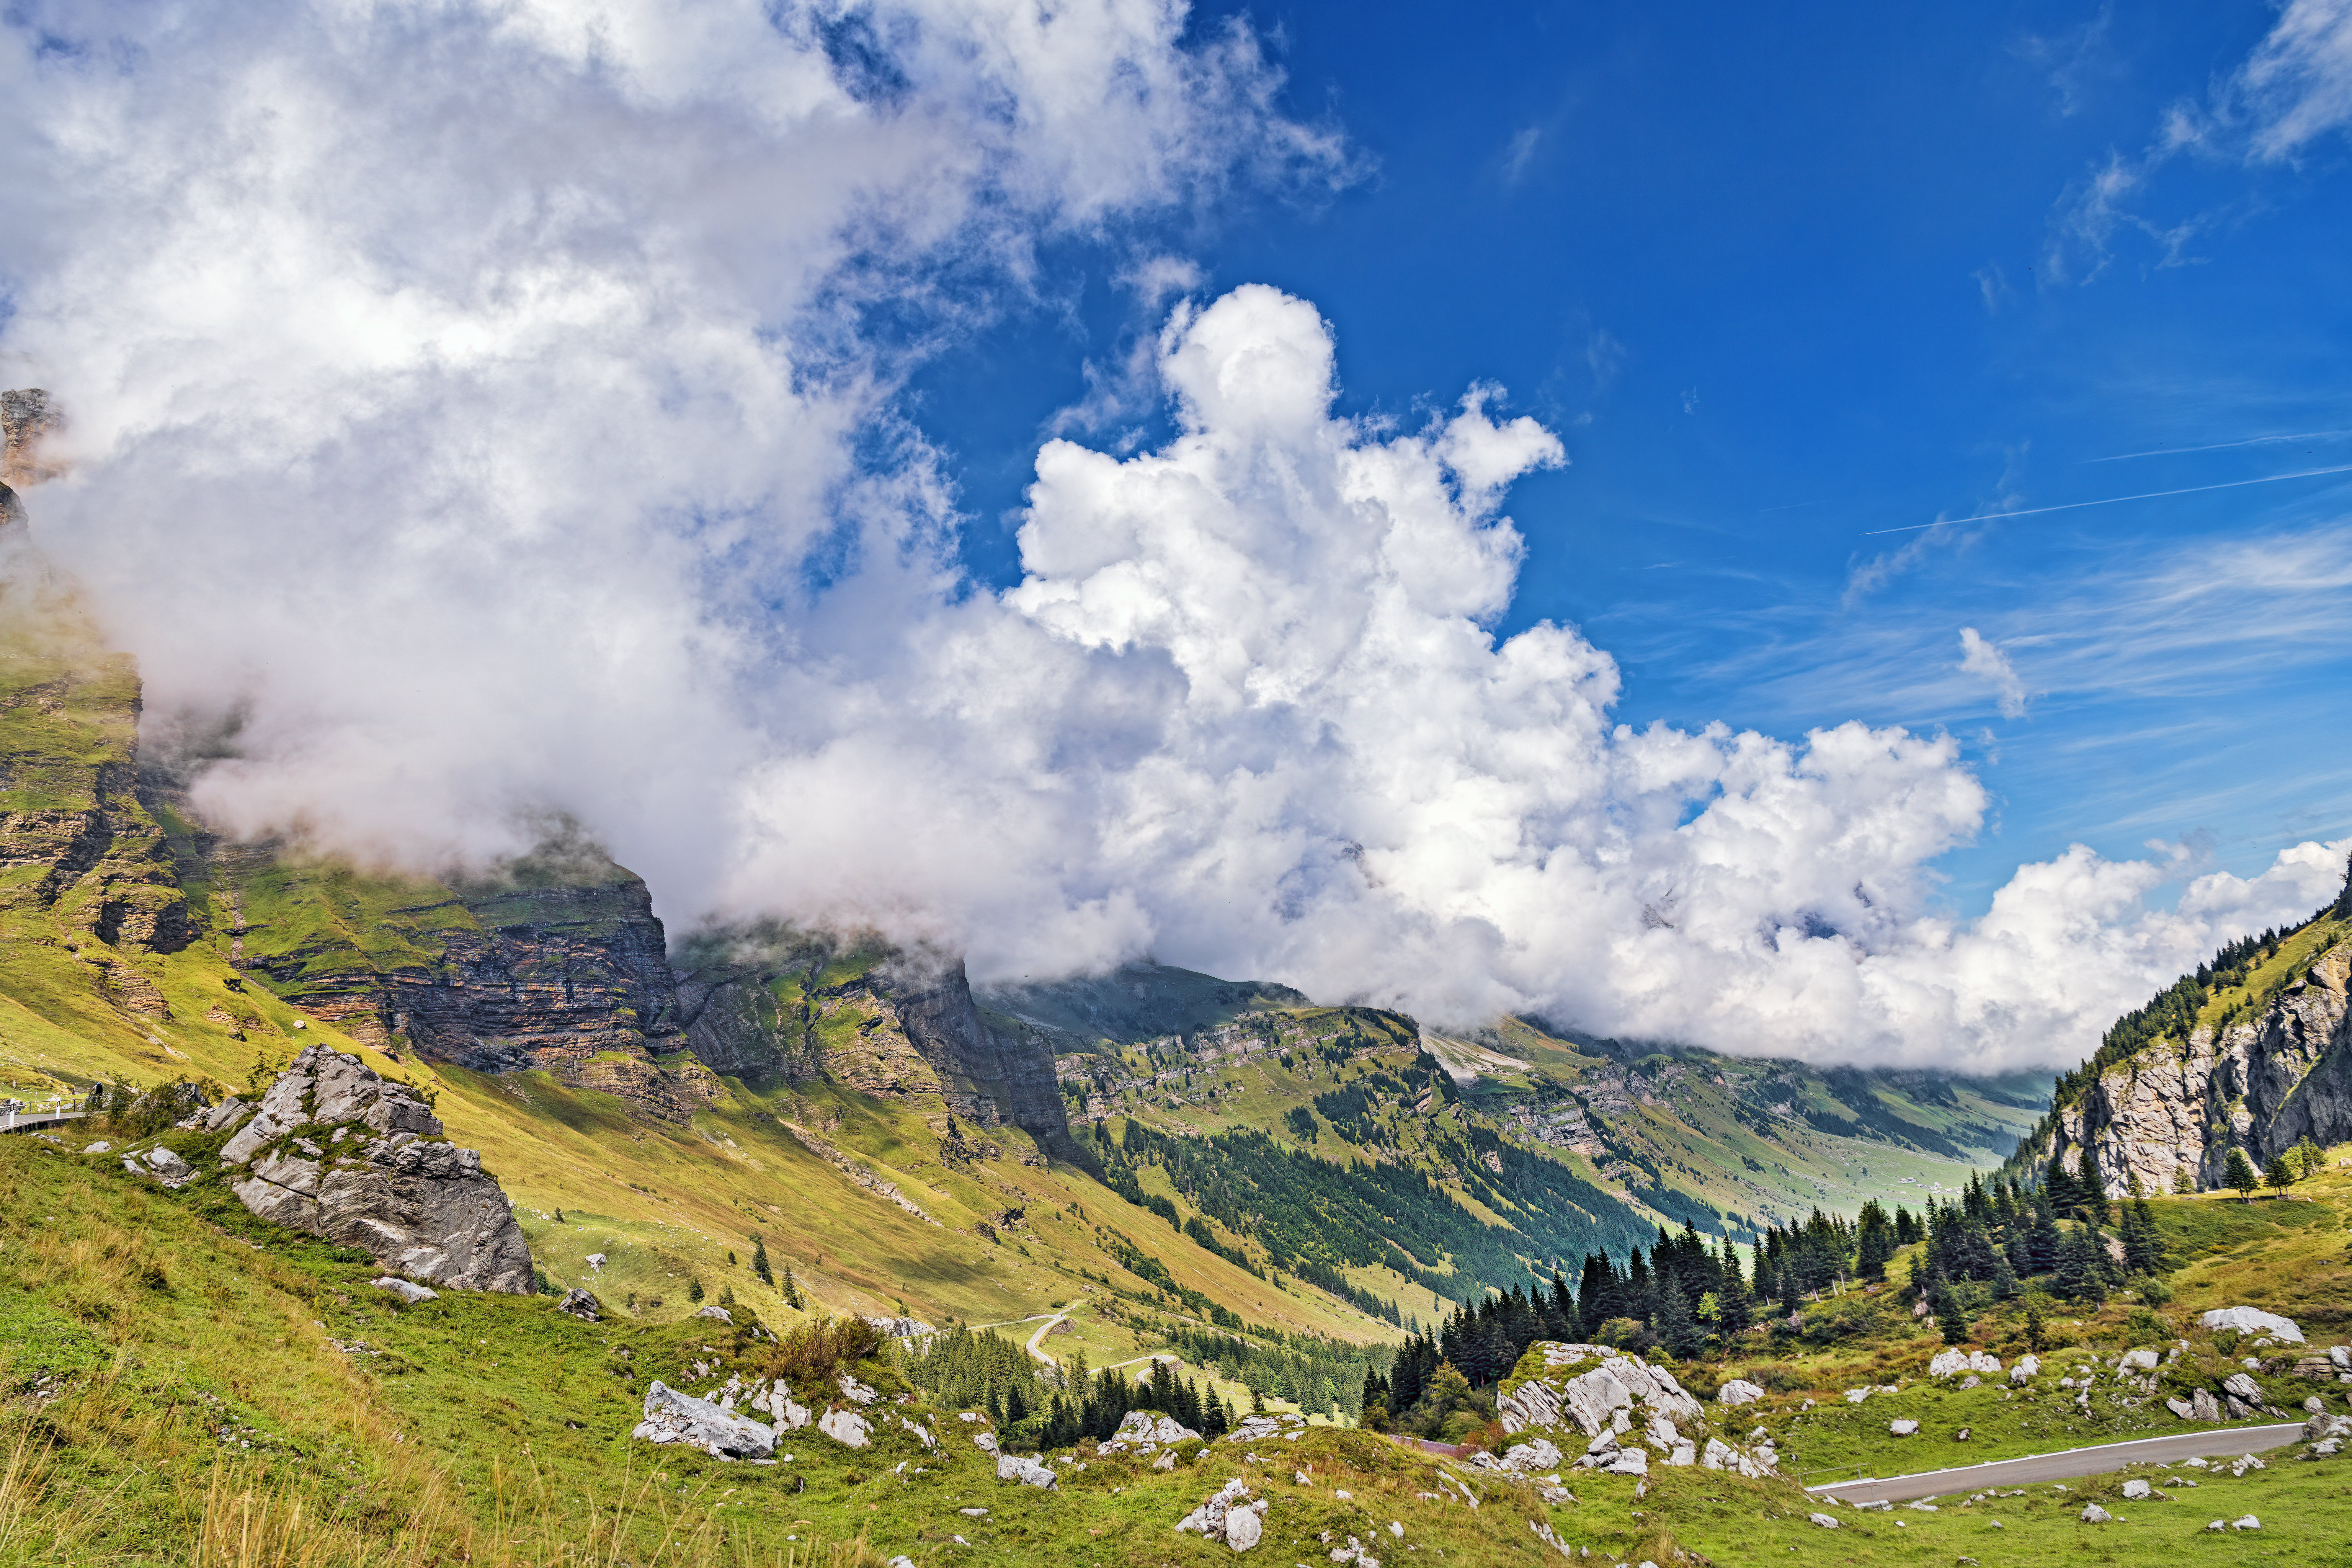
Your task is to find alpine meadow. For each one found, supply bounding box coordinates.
[2,2,2351,1565]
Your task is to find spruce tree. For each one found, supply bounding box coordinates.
[688,1276,705,1304]
[1934,1286,1969,1346]
[752,1234,775,1286]
[2263,1153,2296,1197]
[2224,1147,2261,1203]
[2023,1291,2047,1352]
[1855,1199,1895,1282]
[1655,1274,1701,1361]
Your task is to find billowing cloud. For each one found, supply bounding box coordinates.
[2,5,2338,1076]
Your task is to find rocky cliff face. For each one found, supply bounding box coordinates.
[212,1044,535,1292]
[2027,938,2352,1196]
[674,938,1080,1159]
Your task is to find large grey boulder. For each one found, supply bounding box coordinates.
[221,1046,531,1293]
[2202,1307,2304,1344]
[1715,1379,1765,1407]
[633,1381,776,1459]
[997,1453,1058,1489]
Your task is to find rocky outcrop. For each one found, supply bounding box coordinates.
[633,1382,776,1460]
[2023,939,2351,1196]
[219,1045,533,1292]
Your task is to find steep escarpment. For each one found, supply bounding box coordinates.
[673,934,1081,1159]
[2015,886,2352,1197]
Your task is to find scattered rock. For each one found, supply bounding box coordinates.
[973,1432,999,1454]
[1889,1419,1918,1436]
[998,1453,1057,1489]
[2231,1515,2261,1531]
[818,1409,871,1448]
[2120,1348,2159,1372]
[837,1372,880,1406]
[1153,1450,1177,1470]
[2166,1395,2197,1420]
[2010,1355,2040,1384]
[1499,1437,1561,1473]
[554,1288,601,1321]
[2200,1307,2303,1344]
[1117,1410,1201,1445]
[1928,1349,2002,1378]
[2121,1479,2153,1500]
[1806,1512,1839,1529]
[2223,1372,2263,1401]
[135,1147,196,1187]
[1716,1379,1764,1406]
[81,1141,111,1155]
[691,1305,732,1322]
[586,1253,606,1269]
[865,1315,939,1343]
[372,1277,438,1303]
[632,1382,775,1460]
[2079,1503,2110,1523]
[2192,1389,2222,1423]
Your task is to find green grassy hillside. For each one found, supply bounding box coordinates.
[2,1129,2344,1566]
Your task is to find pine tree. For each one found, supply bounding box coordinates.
[1655,1274,1701,1361]
[2225,1147,2261,1203]
[1934,1286,1969,1346]
[2263,1153,2296,1197]
[1855,1200,1895,1282]
[782,1265,802,1309]
[688,1276,705,1304]
[752,1234,775,1286]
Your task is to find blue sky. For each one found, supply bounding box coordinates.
[915,0,2352,916]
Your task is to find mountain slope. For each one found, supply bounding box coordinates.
[2011,886,2352,1196]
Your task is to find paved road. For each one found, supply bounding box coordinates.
[1806,1423,2307,1504]
[0,1111,87,1135]
[1023,1302,1082,1368]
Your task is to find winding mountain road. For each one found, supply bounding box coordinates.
[1807,1423,2307,1504]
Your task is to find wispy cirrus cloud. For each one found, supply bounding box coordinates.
[2045,0,2352,280]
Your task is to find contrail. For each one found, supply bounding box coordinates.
[2086,429,2352,462]
[1859,464,2352,537]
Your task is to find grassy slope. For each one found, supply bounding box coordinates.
[3,1134,2344,1566]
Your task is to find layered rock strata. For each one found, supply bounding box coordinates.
[216,1045,533,1292]
[2024,940,2351,1196]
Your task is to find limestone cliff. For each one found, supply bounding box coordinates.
[2022,931,2352,1197]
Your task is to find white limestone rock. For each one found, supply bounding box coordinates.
[1715,1379,1764,1406]
[818,1408,872,1448]
[998,1453,1057,1489]
[1117,1410,1201,1445]
[633,1381,776,1460]
[2203,1307,2303,1344]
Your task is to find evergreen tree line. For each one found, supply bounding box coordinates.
[905,1325,1239,1447]
[1160,1323,1380,1419]
[1088,1114,1654,1318]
